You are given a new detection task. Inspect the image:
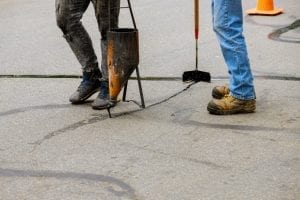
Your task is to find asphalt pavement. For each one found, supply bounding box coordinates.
[0,0,299,199]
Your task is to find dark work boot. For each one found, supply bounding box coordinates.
[69,69,102,104]
[92,80,115,110]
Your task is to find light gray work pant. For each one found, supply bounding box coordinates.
[56,0,120,80]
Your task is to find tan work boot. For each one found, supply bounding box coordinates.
[212,85,230,99]
[207,95,256,115]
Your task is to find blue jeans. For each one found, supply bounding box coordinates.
[212,0,256,100]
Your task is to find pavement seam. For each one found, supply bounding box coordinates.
[1,75,300,81]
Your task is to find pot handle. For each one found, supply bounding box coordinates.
[108,0,137,30]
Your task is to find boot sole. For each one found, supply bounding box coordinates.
[92,102,116,110]
[207,105,255,115]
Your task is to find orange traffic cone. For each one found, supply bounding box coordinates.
[247,0,283,15]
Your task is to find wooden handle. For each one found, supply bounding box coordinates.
[194,0,199,39]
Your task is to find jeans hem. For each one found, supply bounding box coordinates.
[230,92,256,101]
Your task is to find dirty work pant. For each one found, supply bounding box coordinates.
[212,0,256,100]
[56,0,120,80]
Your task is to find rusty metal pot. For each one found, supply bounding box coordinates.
[107,28,139,102]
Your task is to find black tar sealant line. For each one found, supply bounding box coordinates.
[0,168,138,199]
[24,82,196,147]
[0,75,300,81]
[1,20,299,80]
[245,17,300,43]
[268,19,300,43]
[16,79,297,149]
